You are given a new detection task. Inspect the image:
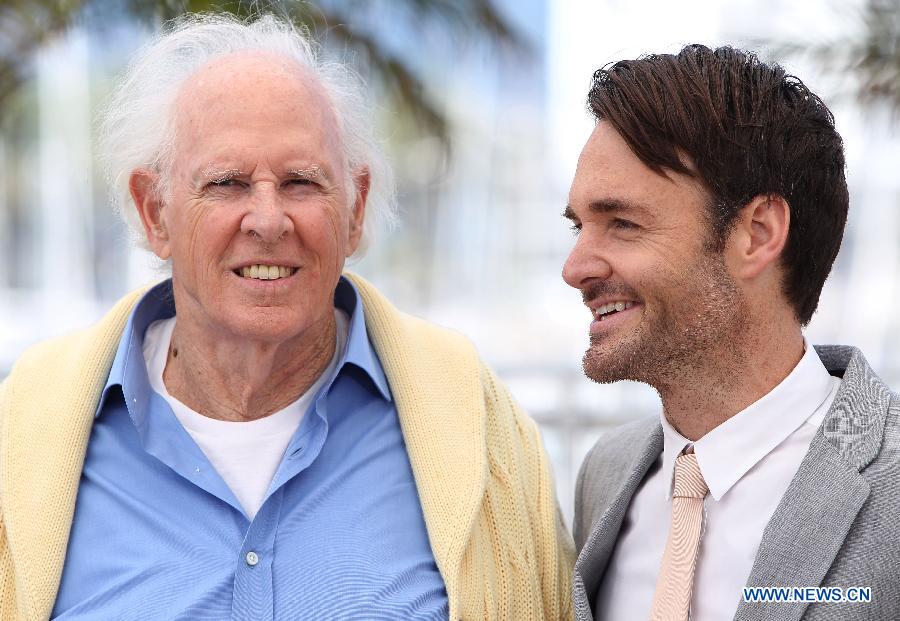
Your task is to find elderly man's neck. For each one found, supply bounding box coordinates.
[162,311,337,423]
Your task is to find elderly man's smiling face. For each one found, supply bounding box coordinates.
[136,52,365,344]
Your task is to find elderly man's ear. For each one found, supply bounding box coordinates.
[130,169,172,260]
[348,167,370,253]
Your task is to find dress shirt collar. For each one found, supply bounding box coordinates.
[334,275,391,400]
[97,275,391,421]
[660,339,837,501]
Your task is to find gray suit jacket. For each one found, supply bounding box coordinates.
[573,345,900,621]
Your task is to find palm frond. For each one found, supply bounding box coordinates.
[760,0,900,116]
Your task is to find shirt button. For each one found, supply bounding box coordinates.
[245,551,259,566]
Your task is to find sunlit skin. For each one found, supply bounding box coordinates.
[563,121,803,440]
[130,51,368,422]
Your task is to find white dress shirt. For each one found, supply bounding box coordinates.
[595,342,841,621]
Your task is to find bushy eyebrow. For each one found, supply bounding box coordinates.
[564,198,651,220]
[194,165,242,188]
[288,166,342,194]
[286,166,324,180]
[191,164,336,190]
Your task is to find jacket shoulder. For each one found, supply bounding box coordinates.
[574,417,660,549]
[579,417,661,486]
[11,327,99,376]
[397,310,476,354]
[3,286,147,400]
[347,272,482,386]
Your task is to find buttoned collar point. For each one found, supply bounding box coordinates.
[659,339,840,501]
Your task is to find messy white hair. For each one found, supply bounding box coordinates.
[98,12,395,257]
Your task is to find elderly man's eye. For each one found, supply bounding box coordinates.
[207,178,242,189]
[285,178,315,188]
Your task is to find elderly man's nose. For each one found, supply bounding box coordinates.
[241,191,294,242]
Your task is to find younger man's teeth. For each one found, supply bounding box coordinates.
[596,301,635,318]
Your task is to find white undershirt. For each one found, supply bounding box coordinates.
[596,341,841,621]
[142,310,349,520]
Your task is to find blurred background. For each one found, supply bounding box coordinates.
[1,0,898,525]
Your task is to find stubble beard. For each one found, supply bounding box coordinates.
[581,250,748,392]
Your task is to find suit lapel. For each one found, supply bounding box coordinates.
[574,425,663,621]
[734,434,870,621]
[2,288,143,620]
[735,345,889,621]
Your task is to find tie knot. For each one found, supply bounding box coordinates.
[673,453,708,499]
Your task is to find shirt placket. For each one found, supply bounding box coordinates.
[232,489,283,621]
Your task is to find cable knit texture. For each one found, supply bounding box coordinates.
[0,273,574,620]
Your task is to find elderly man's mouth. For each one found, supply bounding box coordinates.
[232,264,298,280]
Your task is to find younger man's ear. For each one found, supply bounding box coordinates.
[129,169,171,260]
[728,194,790,280]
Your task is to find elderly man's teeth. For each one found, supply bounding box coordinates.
[239,265,296,280]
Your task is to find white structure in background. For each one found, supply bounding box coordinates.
[38,30,94,303]
[1,31,106,372]
[2,0,899,526]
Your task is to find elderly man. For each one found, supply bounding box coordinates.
[567,46,900,621]
[0,14,573,620]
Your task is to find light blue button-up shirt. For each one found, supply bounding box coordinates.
[52,277,448,620]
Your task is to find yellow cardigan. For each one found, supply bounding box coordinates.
[0,274,574,620]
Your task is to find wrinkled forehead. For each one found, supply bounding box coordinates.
[171,50,343,162]
[179,51,320,99]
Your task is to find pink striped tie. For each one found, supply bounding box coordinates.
[648,452,709,621]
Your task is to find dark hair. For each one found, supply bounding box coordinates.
[587,44,848,325]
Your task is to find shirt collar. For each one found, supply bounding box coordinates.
[334,277,392,401]
[660,339,837,501]
[97,275,391,419]
[97,280,175,424]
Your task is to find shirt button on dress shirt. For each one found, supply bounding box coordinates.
[246,551,260,567]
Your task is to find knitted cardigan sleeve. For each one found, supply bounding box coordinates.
[0,377,20,621]
[479,363,576,620]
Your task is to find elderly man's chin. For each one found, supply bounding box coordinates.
[189,270,330,344]
[222,304,322,344]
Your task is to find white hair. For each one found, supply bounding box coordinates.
[98,13,395,257]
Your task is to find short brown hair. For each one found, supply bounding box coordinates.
[588,44,848,325]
